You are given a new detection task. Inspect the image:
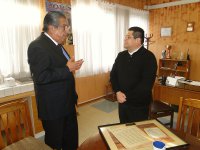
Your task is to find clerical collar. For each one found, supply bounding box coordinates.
[128,45,142,55]
[44,32,58,46]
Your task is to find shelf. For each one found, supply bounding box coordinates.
[159,59,190,79]
[159,67,188,73]
[160,59,188,62]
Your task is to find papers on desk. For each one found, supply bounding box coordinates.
[178,80,200,86]
[108,126,151,149]
[166,77,177,87]
[190,81,200,86]
[98,120,188,150]
[166,76,200,88]
[144,127,167,139]
[166,76,185,87]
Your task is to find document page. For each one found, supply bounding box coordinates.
[190,81,200,86]
[108,125,151,149]
[144,127,167,139]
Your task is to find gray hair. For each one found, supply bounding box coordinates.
[43,11,66,32]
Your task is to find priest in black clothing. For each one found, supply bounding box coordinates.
[110,27,157,123]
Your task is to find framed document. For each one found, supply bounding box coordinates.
[186,22,194,32]
[98,120,188,150]
[161,27,172,37]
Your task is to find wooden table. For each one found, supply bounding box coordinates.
[78,130,200,150]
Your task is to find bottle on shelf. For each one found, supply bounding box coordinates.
[179,50,184,60]
[187,48,190,60]
[166,45,172,59]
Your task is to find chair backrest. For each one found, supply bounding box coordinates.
[176,97,200,138]
[0,99,33,149]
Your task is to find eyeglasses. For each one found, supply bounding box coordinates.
[124,35,134,40]
[57,24,70,31]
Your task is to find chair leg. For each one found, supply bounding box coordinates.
[170,111,174,128]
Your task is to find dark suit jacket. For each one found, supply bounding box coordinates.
[28,33,78,120]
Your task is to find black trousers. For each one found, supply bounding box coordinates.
[42,108,78,150]
[118,103,149,123]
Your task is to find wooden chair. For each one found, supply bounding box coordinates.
[0,99,51,150]
[149,100,174,128]
[176,97,200,138]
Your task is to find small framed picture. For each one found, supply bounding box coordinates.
[161,27,172,37]
[186,22,194,32]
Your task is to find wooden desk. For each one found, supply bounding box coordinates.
[0,91,34,104]
[153,83,200,105]
[78,131,200,150]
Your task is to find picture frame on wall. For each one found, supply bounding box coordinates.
[186,22,194,32]
[160,27,172,37]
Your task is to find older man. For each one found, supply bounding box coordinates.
[28,11,83,150]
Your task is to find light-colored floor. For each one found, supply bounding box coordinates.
[38,98,179,146]
[77,99,178,145]
[77,99,119,145]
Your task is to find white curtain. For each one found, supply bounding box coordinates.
[71,0,117,77]
[71,0,149,77]
[0,0,41,79]
[129,8,149,48]
[115,6,129,54]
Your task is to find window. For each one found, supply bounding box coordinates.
[0,0,41,79]
[71,0,149,77]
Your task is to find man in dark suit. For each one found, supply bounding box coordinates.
[110,27,157,123]
[28,11,83,150]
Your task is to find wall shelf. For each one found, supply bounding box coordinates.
[159,59,190,79]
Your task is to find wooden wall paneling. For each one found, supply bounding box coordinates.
[76,73,110,104]
[63,44,74,56]
[76,76,95,103]
[46,0,147,10]
[94,73,110,96]
[39,0,46,31]
[129,0,146,9]
[147,0,180,5]
[118,0,130,6]
[47,0,70,4]
[107,0,147,9]
[107,0,119,4]
[149,3,200,81]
